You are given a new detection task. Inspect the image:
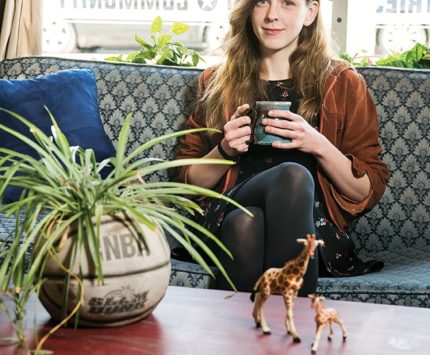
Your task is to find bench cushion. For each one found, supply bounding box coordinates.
[170,247,430,308]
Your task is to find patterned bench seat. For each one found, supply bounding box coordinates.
[1,57,429,307]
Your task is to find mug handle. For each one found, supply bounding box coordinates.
[245,107,257,145]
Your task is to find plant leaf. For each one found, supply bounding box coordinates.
[192,52,200,66]
[171,22,189,35]
[151,16,162,33]
[123,127,220,165]
[134,34,147,47]
[158,34,172,48]
[157,48,173,65]
[114,113,133,176]
[104,54,124,62]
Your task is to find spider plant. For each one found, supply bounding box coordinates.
[0,108,248,351]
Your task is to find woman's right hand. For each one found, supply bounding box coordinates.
[220,103,252,156]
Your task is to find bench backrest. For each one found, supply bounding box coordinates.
[1,57,429,252]
[356,67,429,253]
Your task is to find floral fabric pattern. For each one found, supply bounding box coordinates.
[0,57,201,183]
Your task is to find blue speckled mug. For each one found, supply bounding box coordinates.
[251,101,292,145]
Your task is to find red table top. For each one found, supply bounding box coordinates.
[2,286,430,355]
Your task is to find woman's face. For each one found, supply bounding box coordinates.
[251,0,319,56]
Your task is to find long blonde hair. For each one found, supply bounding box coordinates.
[203,0,334,129]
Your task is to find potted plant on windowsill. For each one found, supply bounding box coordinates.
[0,108,247,352]
[340,42,430,68]
[105,16,204,67]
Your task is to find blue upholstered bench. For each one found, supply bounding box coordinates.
[1,57,429,307]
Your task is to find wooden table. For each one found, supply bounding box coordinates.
[1,286,430,354]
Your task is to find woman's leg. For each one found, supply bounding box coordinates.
[216,207,265,292]
[219,162,318,295]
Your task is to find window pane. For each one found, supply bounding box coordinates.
[42,0,233,63]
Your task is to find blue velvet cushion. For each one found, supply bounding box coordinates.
[0,69,116,202]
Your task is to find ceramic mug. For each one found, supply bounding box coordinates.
[250,101,292,145]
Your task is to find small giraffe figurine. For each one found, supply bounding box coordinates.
[250,234,324,342]
[308,294,347,352]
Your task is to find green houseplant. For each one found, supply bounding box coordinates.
[340,43,430,68]
[0,108,247,352]
[105,16,204,66]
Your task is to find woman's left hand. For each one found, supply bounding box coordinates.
[264,109,372,202]
[262,110,326,156]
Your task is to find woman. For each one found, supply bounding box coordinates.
[174,0,389,295]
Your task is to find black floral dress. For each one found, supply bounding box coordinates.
[199,79,383,277]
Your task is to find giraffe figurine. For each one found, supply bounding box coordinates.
[308,294,347,352]
[250,234,324,342]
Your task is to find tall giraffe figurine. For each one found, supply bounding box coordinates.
[308,294,347,352]
[250,234,324,342]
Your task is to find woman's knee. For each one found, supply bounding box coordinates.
[222,207,264,230]
[273,162,314,190]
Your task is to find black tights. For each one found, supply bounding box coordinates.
[216,162,318,296]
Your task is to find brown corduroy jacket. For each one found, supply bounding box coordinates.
[175,63,389,232]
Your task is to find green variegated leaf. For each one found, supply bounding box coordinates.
[171,22,189,35]
[134,34,147,47]
[158,34,172,47]
[123,127,220,164]
[151,16,162,33]
[104,54,124,62]
[192,52,200,66]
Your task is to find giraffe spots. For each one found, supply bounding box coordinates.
[271,279,278,288]
[291,267,300,275]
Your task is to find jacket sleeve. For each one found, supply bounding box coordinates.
[174,68,217,184]
[330,68,389,215]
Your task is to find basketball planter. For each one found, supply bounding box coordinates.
[38,215,171,327]
[0,111,246,351]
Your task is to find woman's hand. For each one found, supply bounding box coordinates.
[262,110,326,156]
[220,103,252,156]
[264,109,371,202]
